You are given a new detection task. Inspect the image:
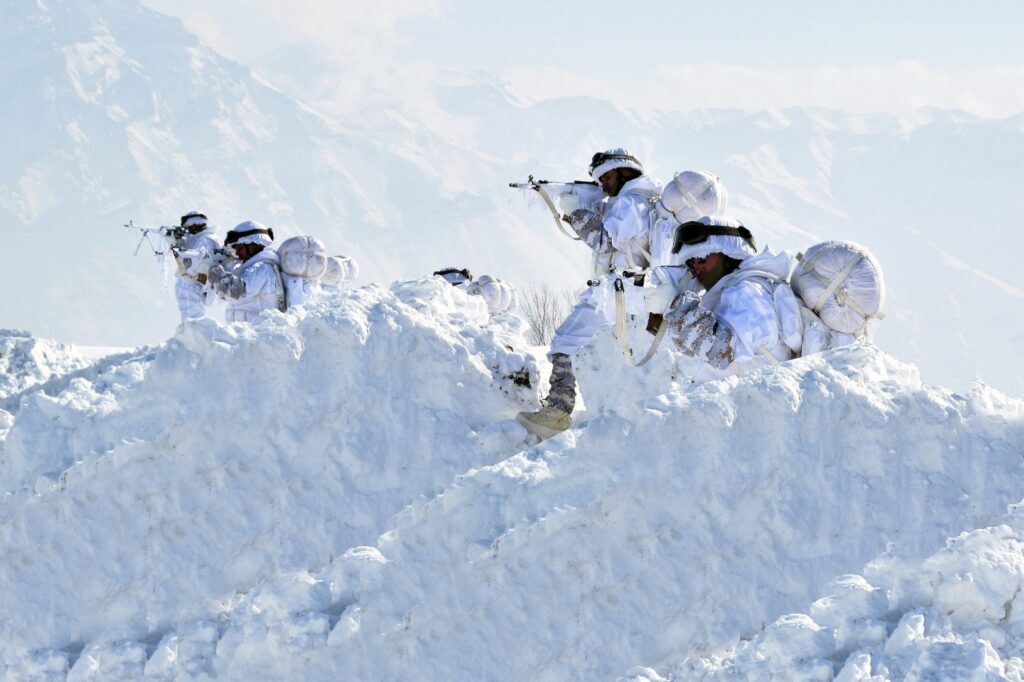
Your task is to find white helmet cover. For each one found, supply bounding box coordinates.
[589,148,644,182]
[657,171,728,224]
[672,215,757,263]
[181,211,208,230]
[225,220,274,247]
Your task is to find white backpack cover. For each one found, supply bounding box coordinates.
[278,236,328,279]
[791,241,885,336]
[464,275,516,315]
[322,255,359,288]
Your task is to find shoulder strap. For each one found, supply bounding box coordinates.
[272,263,287,312]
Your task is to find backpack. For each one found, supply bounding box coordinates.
[277,236,329,309]
[278,236,328,279]
[790,241,885,355]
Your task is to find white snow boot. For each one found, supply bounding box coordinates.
[516,406,571,439]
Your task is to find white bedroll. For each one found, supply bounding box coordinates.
[278,236,328,279]
[791,241,885,354]
[321,255,359,290]
[278,236,329,309]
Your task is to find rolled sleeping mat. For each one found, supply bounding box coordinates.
[791,240,884,335]
[278,235,328,279]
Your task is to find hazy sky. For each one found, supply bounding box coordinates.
[144,0,1024,117]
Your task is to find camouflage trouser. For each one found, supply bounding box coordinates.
[543,352,576,413]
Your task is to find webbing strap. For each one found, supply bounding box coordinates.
[618,276,675,368]
[613,278,632,361]
[809,254,863,314]
[675,176,707,214]
[536,184,582,241]
[636,243,652,265]
[268,262,287,312]
[633,315,668,367]
[657,174,709,224]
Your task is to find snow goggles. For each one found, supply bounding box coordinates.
[434,267,472,284]
[588,152,641,175]
[224,226,274,245]
[672,221,756,254]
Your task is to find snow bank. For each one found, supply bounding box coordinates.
[0,330,97,401]
[3,288,1024,680]
[249,346,1021,681]
[673,501,1024,681]
[0,280,540,666]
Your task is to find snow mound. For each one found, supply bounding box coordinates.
[3,292,1024,679]
[0,280,540,664]
[0,330,96,401]
[675,502,1024,681]
[250,346,1020,681]
[7,334,1020,679]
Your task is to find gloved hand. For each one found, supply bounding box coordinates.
[557,183,601,212]
[644,280,680,314]
[216,275,246,300]
[555,190,582,215]
[669,290,702,317]
[207,263,227,285]
[567,208,609,252]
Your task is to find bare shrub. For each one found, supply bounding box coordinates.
[519,283,582,346]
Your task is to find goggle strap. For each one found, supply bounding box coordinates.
[674,222,757,253]
[434,267,472,281]
[225,227,274,245]
[589,153,642,173]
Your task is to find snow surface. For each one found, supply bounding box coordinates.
[0,330,128,404]
[665,503,1024,680]
[2,282,1023,680]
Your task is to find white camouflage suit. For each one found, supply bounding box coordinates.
[209,222,286,323]
[666,220,804,382]
[174,228,220,321]
[550,173,658,356]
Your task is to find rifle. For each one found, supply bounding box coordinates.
[509,176,604,241]
[125,220,228,280]
[125,220,188,256]
[174,246,230,279]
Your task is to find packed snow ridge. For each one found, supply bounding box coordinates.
[1,281,1023,680]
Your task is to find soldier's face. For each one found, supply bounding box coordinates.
[599,170,621,196]
[232,243,259,261]
[687,253,727,288]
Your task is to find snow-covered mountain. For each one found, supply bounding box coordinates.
[0,0,581,348]
[3,0,1023,395]
[1,286,1023,679]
